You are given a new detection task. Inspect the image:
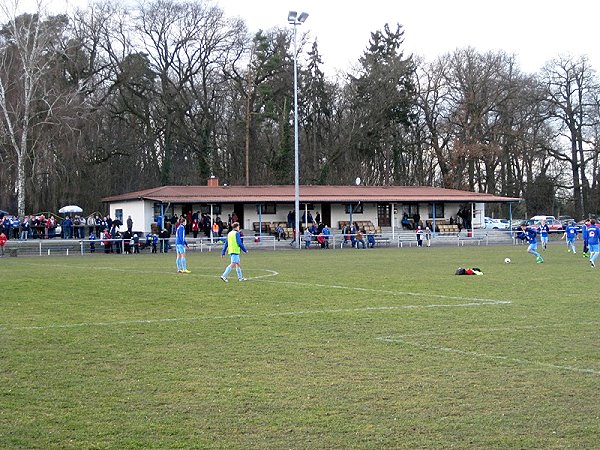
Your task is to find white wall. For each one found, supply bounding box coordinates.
[330,203,378,229]
[108,200,489,233]
[241,203,381,230]
[109,200,153,233]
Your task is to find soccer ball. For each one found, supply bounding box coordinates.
[504,257,511,264]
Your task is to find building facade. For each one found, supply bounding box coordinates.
[103,180,520,236]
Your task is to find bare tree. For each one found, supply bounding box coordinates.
[0,2,56,216]
[541,56,600,218]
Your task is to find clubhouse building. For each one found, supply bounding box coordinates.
[102,178,521,236]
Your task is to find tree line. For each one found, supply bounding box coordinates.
[1,0,599,220]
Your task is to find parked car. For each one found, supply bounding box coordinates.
[484,217,510,230]
[531,218,564,233]
[558,215,575,227]
[530,215,556,223]
[513,218,563,233]
[545,219,564,233]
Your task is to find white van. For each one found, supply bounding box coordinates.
[530,215,555,223]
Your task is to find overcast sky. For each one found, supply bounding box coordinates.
[12,0,600,76]
[216,0,599,76]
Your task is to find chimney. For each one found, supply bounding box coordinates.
[207,176,219,187]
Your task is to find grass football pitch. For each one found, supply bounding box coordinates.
[1,243,598,449]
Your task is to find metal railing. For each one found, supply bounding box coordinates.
[0,230,518,257]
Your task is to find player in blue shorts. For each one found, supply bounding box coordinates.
[221,222,249,282]
[539,220,550,250]
[586,219,599,268]
[175,216,190,273]
[561,221,578,254]
[520,223,544,263]
[581,219,590,257]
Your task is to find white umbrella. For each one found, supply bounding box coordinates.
[59,205,83,214]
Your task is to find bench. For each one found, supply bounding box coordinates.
[438,224,460,235]
[252,222,271,233]
[338,220,380,233]
[458,236,482,246]
[371,236,391,247]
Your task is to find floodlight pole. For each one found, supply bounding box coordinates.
[289,11,308,249]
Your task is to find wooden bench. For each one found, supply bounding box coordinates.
[438,224,460,235]
[252,222,271,233]
[338,220,380,233]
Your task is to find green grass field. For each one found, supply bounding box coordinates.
[1,244,598,449]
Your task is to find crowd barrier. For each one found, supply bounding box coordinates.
[0,230,517,257]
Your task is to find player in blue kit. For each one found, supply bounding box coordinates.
[561,221,578,254]
[175,216,190,273]
[539,220,550,250]
[586,219,599,268]
[520,223,544,264]
[581,219,590,257]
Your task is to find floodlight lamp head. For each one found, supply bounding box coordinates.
[288,11,297,23]
[298,12,309,23]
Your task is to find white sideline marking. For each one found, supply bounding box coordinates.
[4,300,508,332]
[254,278,510,304]
[379,321,600,339]
[378,336,600,376]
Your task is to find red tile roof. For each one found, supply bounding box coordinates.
[103,185,521,204]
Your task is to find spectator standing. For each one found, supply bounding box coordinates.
[127,215,133,233]
[191,219,200,238]
[416,226,424,247]
[89,231,96,253]
[72,216,82,238]
[102,229,112,253]
[132,233,140,253]
[425,226,432,247]
[63,216,73,239]
[322,224,331,248]
[20,216,30,240]
[87,215,96,236]
[3,216,12,240]
[0,231,6,256]
[170,215,178,235]
[94,215,102,235]
[350,223,358,248]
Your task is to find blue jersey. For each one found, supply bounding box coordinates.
[565,225,577,240]
[175,223,187,246]
[539,224,550,237]
[582,224,589,241]
[587,225,600,246]
[523,227,539,244]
